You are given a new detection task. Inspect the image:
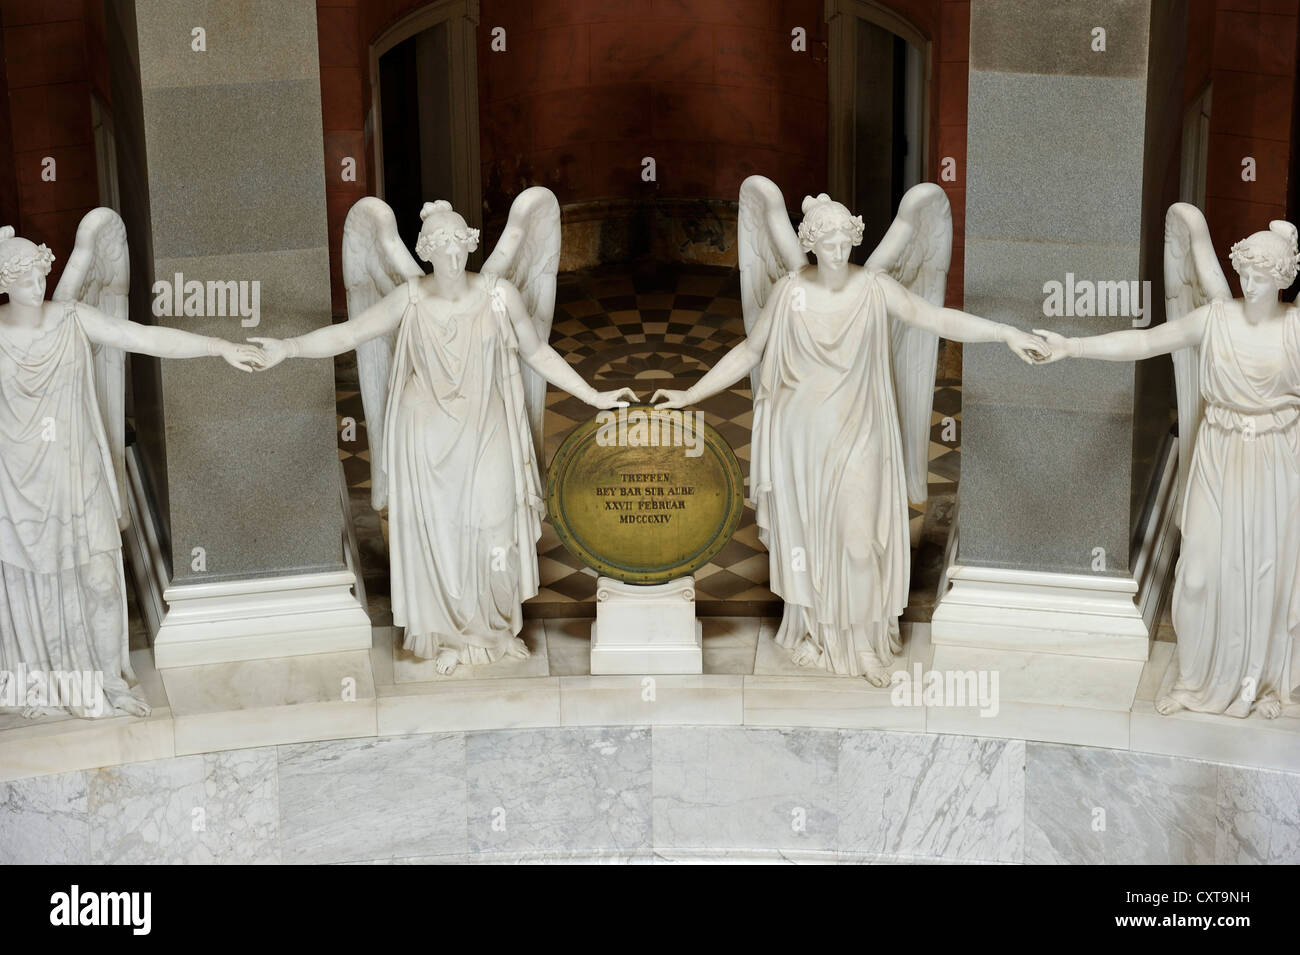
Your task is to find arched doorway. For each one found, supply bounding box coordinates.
[826,0,930,259]
[368,0,482,258]
[827,1,953,605]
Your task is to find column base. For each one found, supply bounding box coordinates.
[161,648,377,755]
[932,437,1179,660]
[927,439,1180,746]
[124,446,372,669]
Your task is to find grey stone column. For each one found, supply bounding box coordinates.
[956,0,1183,579]
[108,1,369,665]
[932,0,1188,694]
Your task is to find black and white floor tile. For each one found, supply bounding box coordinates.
[336,263,962,619]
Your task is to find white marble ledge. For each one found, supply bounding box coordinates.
[1131,700,1300,774]
[3,622,1300,780]
[559,674,744,726]
[743,675,928,732]
[0,707,175,783]
[1131,644,1300,775]
[160,649,376,715]
[0,649,175,782]
[161,648,378,756]
[377,677,561,735]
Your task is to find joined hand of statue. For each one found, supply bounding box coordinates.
[1005,328,1053,364]
[1030,329,1073,364]
[589,387,638,409]
[649,388,692,410]
[221,341,265,373]
[246,337,289,371]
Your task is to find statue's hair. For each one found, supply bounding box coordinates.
[1229,220,1300,287]
[0,226,55,295]
[797,194,864,252]
[415,200,479,262]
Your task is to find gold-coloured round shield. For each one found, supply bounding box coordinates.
[546,405,745,584]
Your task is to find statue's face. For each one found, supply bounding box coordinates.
[812,229,854,270]
[428,241,468,280]
[1237,263,1282,303]
[6,266,46,307]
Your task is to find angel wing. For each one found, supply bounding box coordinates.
[1164,202,1231,526]
[866,183,953,508]
[482,186,561,465]
[52,208,131,529]
[342,197,423,510]
[738,176,807,393]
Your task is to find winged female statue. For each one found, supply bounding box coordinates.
[0,211,262,718]
[654,176,1049,684]
[251,190,634,675]
[1035,205,1300,719]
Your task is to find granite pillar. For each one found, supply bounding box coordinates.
[933,1,1185,671]
[108,0,369,665]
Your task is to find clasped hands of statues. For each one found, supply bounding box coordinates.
[230,326,1064,403]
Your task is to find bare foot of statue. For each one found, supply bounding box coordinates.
[1155,694,1186,716]
[505,636,530,660]
[106,685,151,718]
[1257,695,1283,719]
[856,650,893,687]
[0,673,37,718]
[863,665,893,688]
[435,649,460,675]
[790,639,821,668]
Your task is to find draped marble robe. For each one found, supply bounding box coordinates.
[384,276,544,663]
[752,271,909,675]
[1168,302,1300,715]
[0,303,135,715]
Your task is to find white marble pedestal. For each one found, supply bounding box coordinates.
[590,576,702,674]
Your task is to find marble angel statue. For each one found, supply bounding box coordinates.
[1035,205,1300,719]
[0,211,261,718]
[251,190,634,674]
[653,177,1048,684]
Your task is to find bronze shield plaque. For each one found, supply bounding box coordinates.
[546,406,745,584]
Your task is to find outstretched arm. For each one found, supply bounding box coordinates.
[76,303,261,371]
[251,287,406,369]
[652,276,780,409]
[502,282,635,409]
[880,274,1048,363]
[1034,304,1210,362]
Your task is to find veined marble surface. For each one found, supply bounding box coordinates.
[2,725,1296,865]
[1216,765,1300,864]
[0,770,88,864]
[468,727,651,855]
[4,620,1299,863]
[839,731,1024,862]
[653,726,839,852]
[7,620,1300,784]
[278,735,467,864]
[1025,744,1216,864]
[88,747,279,864]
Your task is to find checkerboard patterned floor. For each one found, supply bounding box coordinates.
[337,262,961,618]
